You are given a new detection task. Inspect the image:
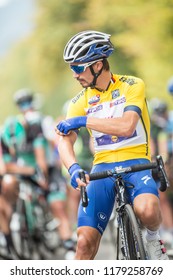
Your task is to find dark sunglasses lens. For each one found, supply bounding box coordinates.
[18,101,32,109]
[70,65,85,74]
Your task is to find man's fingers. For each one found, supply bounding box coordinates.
[76,177,87,187]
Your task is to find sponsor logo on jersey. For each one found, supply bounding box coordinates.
[111,136,118,142]
[88,94,100,105]
[111,89,120,99]
[87,104,103,114]
[119,76,137,86]
[95,131,137,146]
[110,96,126,108]
[72,90,85,103]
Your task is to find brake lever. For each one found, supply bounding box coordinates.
[79,170,88,207]
[156,155,170,191]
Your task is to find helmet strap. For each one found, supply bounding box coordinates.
[89,65,103,88]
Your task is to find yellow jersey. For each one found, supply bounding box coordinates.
[67,74,151,165]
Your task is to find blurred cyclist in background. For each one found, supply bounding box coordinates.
[166,77,173,225]
[149,98,168,157]
[167,77,173,160]
[0,88,75,258]
[149,96,173,252]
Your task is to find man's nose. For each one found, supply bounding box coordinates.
[73,72,80,78]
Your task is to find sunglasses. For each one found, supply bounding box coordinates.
[18,101,32,110]
[70,60,102,74]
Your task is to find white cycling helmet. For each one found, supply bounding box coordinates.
[63,30,114,63]
[13,88,34,105]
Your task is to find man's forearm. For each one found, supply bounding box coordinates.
[86,111,139,137]
[4,163,35,175]
[58,133,77,170]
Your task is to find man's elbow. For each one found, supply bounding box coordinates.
[122,126,136,137]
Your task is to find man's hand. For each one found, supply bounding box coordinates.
[68,163,89,189]
[56,116,87,135]
[32,165,49,190]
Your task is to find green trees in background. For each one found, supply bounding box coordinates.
[0,0,173,122]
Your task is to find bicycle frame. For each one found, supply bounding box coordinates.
[114,175,146,259]
[115,176,130,259]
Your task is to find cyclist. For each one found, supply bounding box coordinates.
[55,30,169,260]
[0,89,75,257]
[149,98,173,250]
[149,98,168,157]
[167,77,173,160]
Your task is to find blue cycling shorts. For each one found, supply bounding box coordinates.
[78,158,159,235]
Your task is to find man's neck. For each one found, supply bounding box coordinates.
[94,71,113,92]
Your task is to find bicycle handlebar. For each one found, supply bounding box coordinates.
[89,162,158,180]
[78,155,169,207]
[89,155,169,192]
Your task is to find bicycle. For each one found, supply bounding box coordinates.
[79,155,169,260]
[11,170,61,260]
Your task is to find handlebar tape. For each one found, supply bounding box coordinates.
[79,170,88,207]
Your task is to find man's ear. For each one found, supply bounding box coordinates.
[96,60,103,71]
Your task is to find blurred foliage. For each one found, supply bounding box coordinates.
[0,0,173,122]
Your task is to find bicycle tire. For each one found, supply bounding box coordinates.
[17,198,58,259]
[108,208,118,248]
[108,207,123,259]
[120,204,147,260]
[16,198,35,259]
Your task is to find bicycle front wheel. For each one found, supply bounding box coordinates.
[121,204,147,260]
[16,198,34,259]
